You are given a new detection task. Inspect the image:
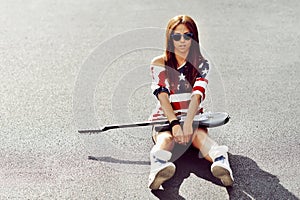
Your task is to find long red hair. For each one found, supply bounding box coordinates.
[165,15,205,92]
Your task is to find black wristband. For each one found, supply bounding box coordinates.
[153,87,170,99]
[169,119,180,128]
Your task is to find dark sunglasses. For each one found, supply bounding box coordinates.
[171,32,193,41]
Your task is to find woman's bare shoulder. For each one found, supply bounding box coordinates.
[151,55,166,67]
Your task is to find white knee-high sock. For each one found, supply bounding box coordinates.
[208,145,229,161]
[150,145,172,163]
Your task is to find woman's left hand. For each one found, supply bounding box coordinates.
[182,122,194,144]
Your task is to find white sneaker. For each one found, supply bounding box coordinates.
[209,145,234,186]
[148,149,176,190]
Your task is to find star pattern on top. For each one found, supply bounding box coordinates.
[202,68,209,75]
[198,60,209,78]
[178,73,185,81]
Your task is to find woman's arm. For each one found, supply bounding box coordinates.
[157,92,185,144]
[184,94,201,125]
[183,94,201,141]
[183,61,209,139]
[151,56,188,144]
[157,92,177,122]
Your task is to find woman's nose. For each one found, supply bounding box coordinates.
[180,35,185,42]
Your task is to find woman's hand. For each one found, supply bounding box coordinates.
[182,121,194,144]
[172,123,193,145]
[172,125,185,145]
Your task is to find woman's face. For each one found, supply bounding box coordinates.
[172,24,192,55]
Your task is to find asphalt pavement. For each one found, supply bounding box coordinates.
[0,0,299,199]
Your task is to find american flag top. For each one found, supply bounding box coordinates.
[78,112,230,134]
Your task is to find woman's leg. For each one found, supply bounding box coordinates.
[149,131,176,190]
[192,128,234,186]
[191,128,216,162]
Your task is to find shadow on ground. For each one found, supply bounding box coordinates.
[89,146,298,200]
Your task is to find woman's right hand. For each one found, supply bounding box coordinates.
[172,124,186,145]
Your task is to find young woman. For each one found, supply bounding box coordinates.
[148,15,234,190]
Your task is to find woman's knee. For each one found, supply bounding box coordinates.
[156,131,174,143]
[154,131,174,151]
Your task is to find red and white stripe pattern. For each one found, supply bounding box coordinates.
[192,77,208,102]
